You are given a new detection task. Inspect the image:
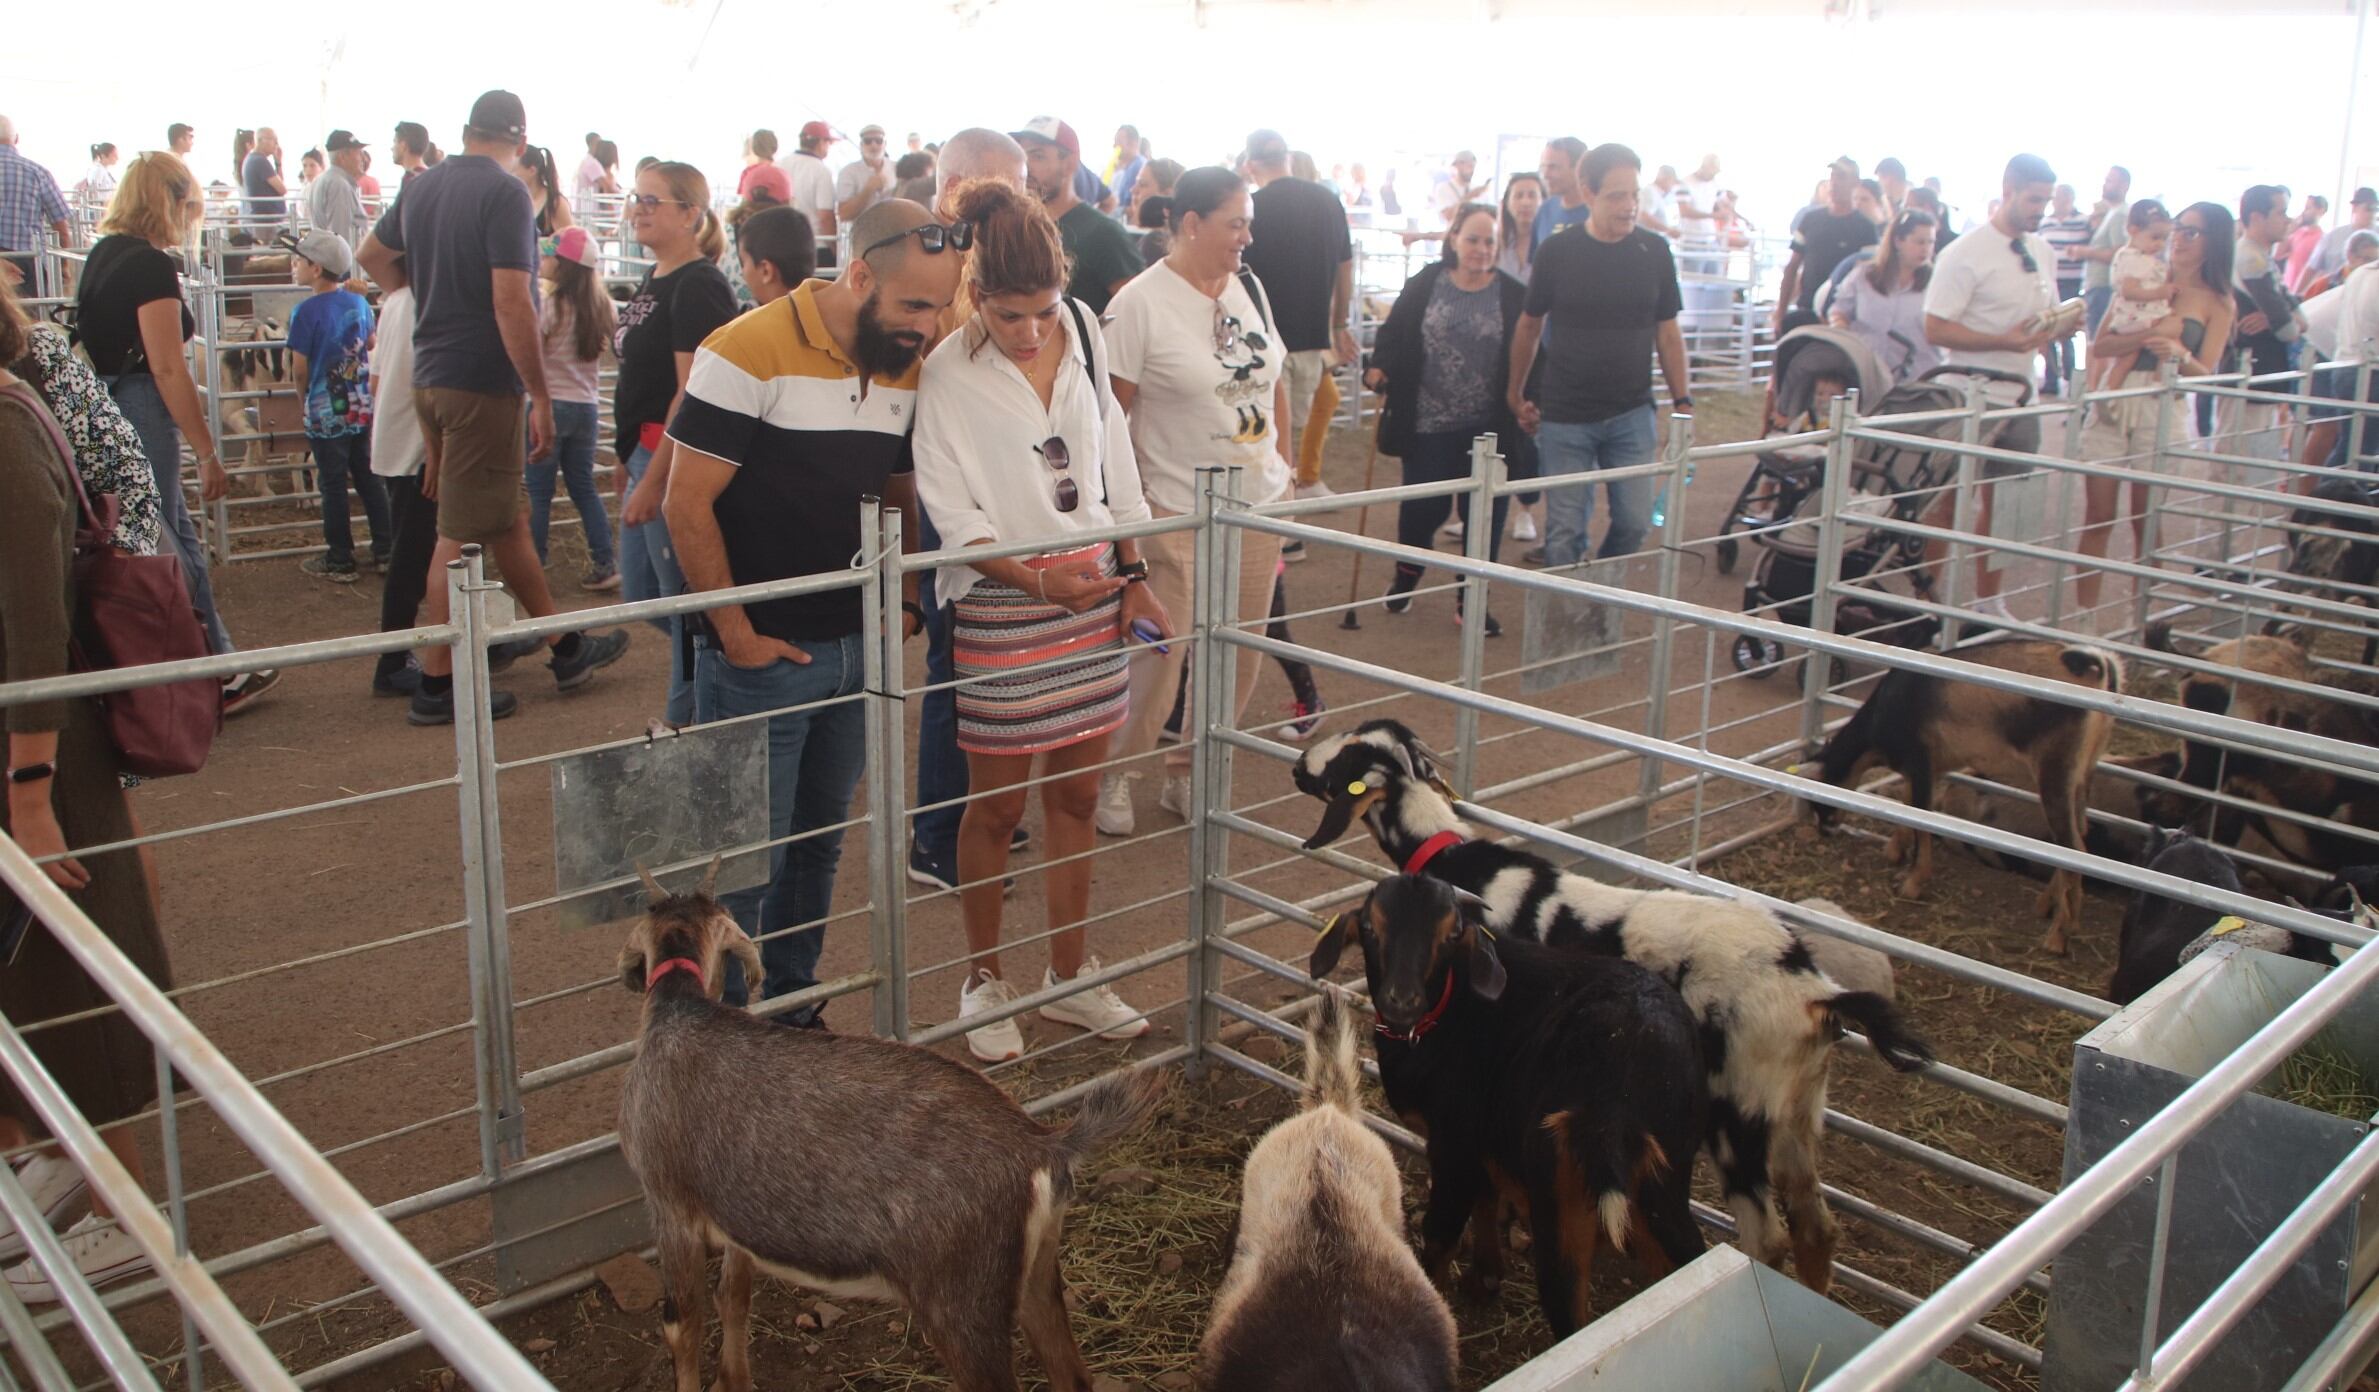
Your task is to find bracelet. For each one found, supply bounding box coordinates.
[6,762,56,786]
[901,600,927,628]
[1034,570,1047,601]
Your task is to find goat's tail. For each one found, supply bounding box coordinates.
[2145,621,2179,655]
[2059,643,2125,693]
[1303,989,1365,1115]
[1051,1068,1168,1171]
[1824,991,1934,1072]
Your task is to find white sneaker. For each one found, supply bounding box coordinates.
[1440,517,1465,540]
[1095,772,1136,837]
[0,1157,89,1264]
[4,1213,150,1305]
[1513,510,1540,542]
[1295,480,1339,503]
[1972,595,2017,624]
[1158,774,1193,821]
[1040,959,1152,1040]
[958,970,1025,1064]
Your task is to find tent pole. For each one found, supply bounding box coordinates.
[2341,0,2370,212]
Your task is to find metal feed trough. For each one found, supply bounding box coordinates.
[2046,941,2379,1392]
[1485,1246,1987,1391]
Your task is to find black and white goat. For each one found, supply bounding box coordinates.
[1810,637,2124,954]
[1293,720,1932,1293]
[1309,874,1705,1335]
[615,865,1165,1392]
[1198,989,1457,1392]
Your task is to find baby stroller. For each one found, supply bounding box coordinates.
[1723,326,2034,676]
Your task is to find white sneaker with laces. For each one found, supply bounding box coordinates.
[1095,772,1136,837]
[4,1213,150,1305]
[1972,595,2017,624]
[1295,480,1339,502]
[1440,517,1465,540]
[1040,959,1152,1039]
[1158,774,1193,821]
[0,1157,89,1264]
[1513,509,1540,542]
[958,970,1025,1063]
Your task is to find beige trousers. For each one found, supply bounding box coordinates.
[1112,510,1284,774]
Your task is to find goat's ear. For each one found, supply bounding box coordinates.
[1464,925,1508,1002]
[1309,912,1356,980]
[699,854,725,898]
[716,914,763,1009]
[1406,735,1455,795]
[635,862,668,904]
[617,939,650,995]
[1302,780,1383,851]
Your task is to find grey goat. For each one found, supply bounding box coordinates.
[615,866,1166,1392]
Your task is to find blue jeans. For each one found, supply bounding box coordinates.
[912,508,970,863]
[2084,285,2114,338]
[1537,407,1658,569]
[618,441,693,726]
[526,400,614,569]
[308,432,389,564]
[105,372,234,655]
[695,634,868,1016]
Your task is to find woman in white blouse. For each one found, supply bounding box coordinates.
[913,178,1171,1063]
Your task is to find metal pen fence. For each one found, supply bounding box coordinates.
[1,350,2377,1386]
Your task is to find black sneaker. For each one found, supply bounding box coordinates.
[551,629,631,691]
[487,637,545,673]
[372,663,423,699]
[300,554,359,584]
[221,669,282,717]
[1010,824,1031,854]
[407,685,521,727]
[1281,540,1308,563]
[1384,563,1423,615]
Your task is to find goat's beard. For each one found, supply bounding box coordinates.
[855,290,926,378]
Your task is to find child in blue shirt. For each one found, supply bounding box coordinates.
[285,230,388,580]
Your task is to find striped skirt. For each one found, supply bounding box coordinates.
[952,546,1129,756]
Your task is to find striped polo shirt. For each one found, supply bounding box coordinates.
[667,279,918,641]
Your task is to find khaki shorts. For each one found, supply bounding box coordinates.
[417,387,525,543]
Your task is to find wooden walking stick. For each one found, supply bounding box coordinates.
[1339,435,1383,630]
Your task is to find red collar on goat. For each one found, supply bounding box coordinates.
[1375,970,1457,1042]
[646,957,704,993]
[1403,831,1466,877]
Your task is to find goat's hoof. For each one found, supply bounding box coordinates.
[1795,821,1823,844]
[1894,875,1927,901]
[1457,1268,1504,1303]
[2042,932,2071,957]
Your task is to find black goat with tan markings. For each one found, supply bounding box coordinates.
[1309,873,1706,1337]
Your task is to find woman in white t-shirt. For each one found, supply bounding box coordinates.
[1096,167,1291,835]
[913,179,1168,1064]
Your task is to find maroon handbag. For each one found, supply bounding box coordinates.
[1,384,220,777]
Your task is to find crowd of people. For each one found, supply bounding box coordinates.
[0,88,2373,1302]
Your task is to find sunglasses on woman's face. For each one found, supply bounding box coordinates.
[860,221,974,259]
[629,193,688,210]
[1036,435,1078,513]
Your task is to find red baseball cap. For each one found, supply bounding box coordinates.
[1010,117,1080,160]
[799,120,840,145]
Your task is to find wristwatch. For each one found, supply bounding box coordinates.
[1117,560,1150,585]
[1673,396,1695,411]
[6,762,56,786]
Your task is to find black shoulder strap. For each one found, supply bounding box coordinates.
[1064,297,1111,506]
[1236,269,1272,334]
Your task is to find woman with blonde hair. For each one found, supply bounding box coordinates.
[75,152,276,712]
[614,159,737,729]
[913,177,1170,1062]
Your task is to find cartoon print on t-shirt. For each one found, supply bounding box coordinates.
[1213,306,1270,445]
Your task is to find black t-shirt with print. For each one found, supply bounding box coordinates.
[1793,208,1879,310]
[1059,203,1143,316]
[1524,226,1681,425]
[75,235,194,377]
[613,260,740,456]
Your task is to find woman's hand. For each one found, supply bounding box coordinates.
[1828,309,1852,329]
[199,455,230,502]
[10,801,89,892]
[1120,581,1172,641]
[622,473,665,527]
[1362,367,1386,393]
[1035,564,1127,614]
[2145,333,2185,363]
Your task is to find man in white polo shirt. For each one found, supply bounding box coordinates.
[1921,152,2060,622]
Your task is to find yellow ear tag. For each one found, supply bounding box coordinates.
[2208,916,2250,937]
[1347,781,1369,796]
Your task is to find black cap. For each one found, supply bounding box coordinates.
[325,129,366,152]
[2356,187,2378,207]
[466,90,527,142]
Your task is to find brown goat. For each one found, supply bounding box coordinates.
[615,866,1165,1392]
[1812,639,2124,954]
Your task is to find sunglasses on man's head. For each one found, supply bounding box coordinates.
[861,221,974,259]
[1036,435,1078,513]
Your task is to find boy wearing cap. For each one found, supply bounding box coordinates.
[286,230,389,581]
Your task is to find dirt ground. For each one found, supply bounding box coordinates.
[34,381,2261,1390]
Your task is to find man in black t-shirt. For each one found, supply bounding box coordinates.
[1015,116,1140,313]
[1507,143,1690,569]
[1240,128,1356,501]
[355,89,628,726]
[1776,157,1878,333]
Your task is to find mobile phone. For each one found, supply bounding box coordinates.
[1130,617,1169,655]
